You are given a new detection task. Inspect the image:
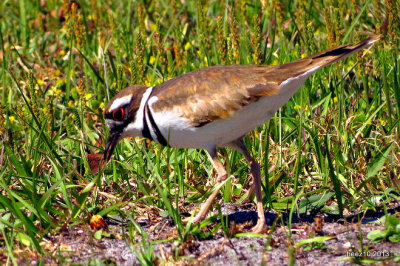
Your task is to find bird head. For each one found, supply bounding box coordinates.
[103,85,149,162]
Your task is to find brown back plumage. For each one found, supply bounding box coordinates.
[151,35,379,127]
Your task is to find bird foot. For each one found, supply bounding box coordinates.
[182,210,207,225]
[191,211,207,224]
[251,219,267,234]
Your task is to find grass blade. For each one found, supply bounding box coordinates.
[366,144,392,178]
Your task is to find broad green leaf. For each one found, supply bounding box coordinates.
[367,229,387,242]
[298,192,334,214]
[296,236,334,247]
[17,232,31,247]
[94,229,103,240]
[389,234,400,243]
[234,233,266,238]
[367,144,392,178]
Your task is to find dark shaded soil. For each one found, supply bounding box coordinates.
[17,203,400,265]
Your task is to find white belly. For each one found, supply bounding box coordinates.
[150,86,304,149]
[148,68,314,149]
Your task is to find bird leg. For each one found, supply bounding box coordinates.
[245,164,276,202]
[192,148,227,224]
[245,183,255,202]
[230,139,266,234]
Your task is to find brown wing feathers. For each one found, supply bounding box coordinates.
[151,35,378,127]
[152,65,280,126]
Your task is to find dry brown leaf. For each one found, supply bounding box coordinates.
[87,153,104,174]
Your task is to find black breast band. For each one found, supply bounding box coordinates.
[141,89,168,146]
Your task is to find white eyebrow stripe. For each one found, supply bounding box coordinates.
[109,95,132,111]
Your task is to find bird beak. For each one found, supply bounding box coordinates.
[104,132,121,162]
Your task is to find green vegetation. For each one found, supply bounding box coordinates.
[368,214,400,243]
[0,0,399,264]
[295,236,333,250]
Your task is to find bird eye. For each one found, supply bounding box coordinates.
[112,108,125,121]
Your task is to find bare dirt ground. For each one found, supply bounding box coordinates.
[14,202,400,265]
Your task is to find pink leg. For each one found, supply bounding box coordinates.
[246,164,276,201]
[192,148,227,223]
[230,139,266,233]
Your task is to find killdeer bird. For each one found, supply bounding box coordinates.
[103,35,378,233]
